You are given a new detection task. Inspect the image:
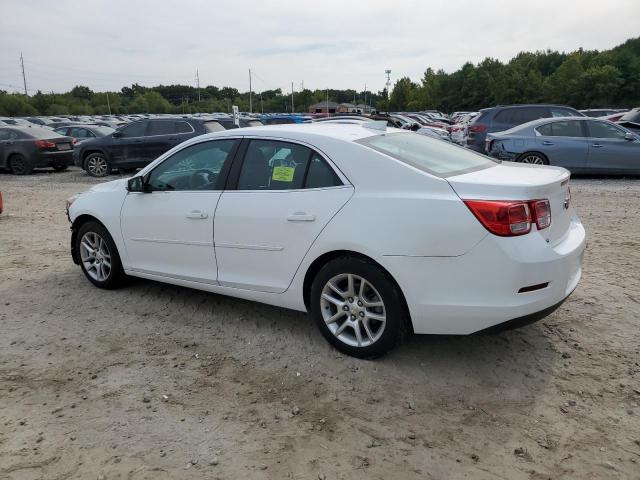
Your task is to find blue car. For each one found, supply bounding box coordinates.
[486,117,640,174]
[259,114,310,125]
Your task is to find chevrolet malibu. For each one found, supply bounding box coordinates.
[66,123,586,358]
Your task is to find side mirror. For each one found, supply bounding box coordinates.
[112,131,122,138]
[127,176,146,193]
[624,132,636,141]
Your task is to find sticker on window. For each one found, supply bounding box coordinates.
[272,166,295,182]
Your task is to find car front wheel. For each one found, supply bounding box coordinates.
[76,221,126,289]
[310,256,408,358]
[85,153,111,177]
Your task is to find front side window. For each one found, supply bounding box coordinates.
[358,132,495,177]
[119,121,147,138]
[587,121,627,139]
[537,120,585,137]
[147,139,238,191]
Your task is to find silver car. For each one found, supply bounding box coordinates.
[486,117,640,174]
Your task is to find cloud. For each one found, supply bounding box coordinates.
[0,0,638,94]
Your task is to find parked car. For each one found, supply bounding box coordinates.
[54,124,115,144]
[579,109,620,118]
[486,117,640,174]
[214,118,264,129]
[417,126,451,141]
[73,117,225,177]
[66,123,585,358]
[259,115,309,125]
[0,126,75,174]
[617,107,640,135]
[465,104,584,153]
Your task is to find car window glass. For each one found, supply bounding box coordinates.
[119,121,146,137]
[536,123,553,136]
[511,107,546,125]
[620,109,640,122]
[70,127,92,138]
[174,121,193,133]
[54,127,69,136]
[237,140,312,190]
[147,121,175,136]
[494,110,514,124]
[358,132,495,178]
[547,120,584,137]
[147,139,238,191]
[203,121,225,132]
[304,153,342,188]
[588,121,627,139]
[0,129,9,140]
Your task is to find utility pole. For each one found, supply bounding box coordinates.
[326,88,329,116]
[106,92,112,115]
[20,52,28,96]
[291,82,294,114]
[364,83,367,112]
[196,69,201,102]
[385,70,391,111]
[260,92,264,114]
[249,69,252,113]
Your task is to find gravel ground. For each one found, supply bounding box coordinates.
[1,168,639,479]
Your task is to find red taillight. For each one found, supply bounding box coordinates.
[35,139,56,149]
[531,199,551,230]
[464,199,552,236]
[72,138,79,145]
[468,124,488,133]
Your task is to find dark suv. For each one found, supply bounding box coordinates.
[74,117,225,177]
[464,104,584,153]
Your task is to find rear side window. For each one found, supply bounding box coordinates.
[305,153,342,188]
[237,140,311,190]
[147,121,175,136]
[537,120,585,137]
[510,107,547,125]
[119,121,146,137]
[358,132,496,177]
[174,121,193,134]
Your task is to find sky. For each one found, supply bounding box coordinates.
[1,0,639,95]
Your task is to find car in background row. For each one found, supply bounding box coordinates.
[464,104,584,153]
[579,109,624,118]
[54,125,115,144]
[73,117,226,177]
[486,117,640,174]
[0,126,75,174]
[214,118,264,129]
[617,108,640,135]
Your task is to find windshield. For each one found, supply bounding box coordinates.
[358,132,496,178]
[620,109,640,123]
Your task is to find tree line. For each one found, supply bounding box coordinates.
[0,36,638,117]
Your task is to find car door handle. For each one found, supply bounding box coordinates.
[185,210,208,219]
[287,212,316,222]
[542,141,554,146]
[591,143,603,148]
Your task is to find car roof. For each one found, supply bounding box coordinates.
[481,104,577,112]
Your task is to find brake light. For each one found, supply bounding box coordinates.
[72,138,79,145]
[468,124,488,133]
[464,200,531,236]
[531,199,551,230]
[35,139,56,149]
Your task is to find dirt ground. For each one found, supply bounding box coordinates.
[0,168,639,480]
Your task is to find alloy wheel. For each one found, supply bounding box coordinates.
[87,155,108,176]
[9,156,27,174]
[80,232,112,282]
[320,273,386,348]
[520,154,545,165]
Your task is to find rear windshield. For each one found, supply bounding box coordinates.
[620,109,640,123]
[203,121,225,132]
[22,127,66,139]
[357,132,496,178]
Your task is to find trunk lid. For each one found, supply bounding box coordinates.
[447,162,572,245]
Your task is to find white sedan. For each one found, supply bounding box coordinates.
[67,123,586,358]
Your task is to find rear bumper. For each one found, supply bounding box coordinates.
[381,216,586,335]
[37,150,74,167]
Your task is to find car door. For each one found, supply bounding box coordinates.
[143,120,179,162]
[585,120,640,173]
[109,120,148,164]
[535,120,589,170]
[120,138,240,283]
[214,138,353,293]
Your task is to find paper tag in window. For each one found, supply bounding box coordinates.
[272,166,295,182]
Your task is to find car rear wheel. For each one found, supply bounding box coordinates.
[310,256,408,358]
[76,221,126,289]
[517,152,548,165]
[8,154,33,175]
[85,153,111,177]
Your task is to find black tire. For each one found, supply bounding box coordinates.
[8,154,33,175]
[516,152,549,165]
[310,256,409,359]
[84,152,111,177]
[76,221,126,289]
[52,164,69,172]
